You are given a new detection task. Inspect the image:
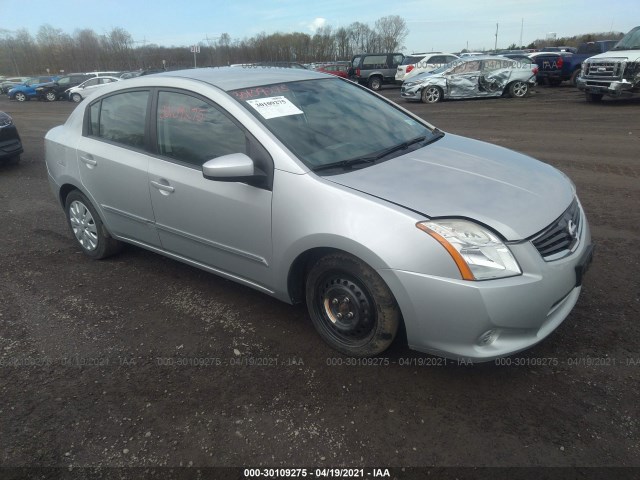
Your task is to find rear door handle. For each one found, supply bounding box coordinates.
[150,180,175,194]
[80,155,97,167]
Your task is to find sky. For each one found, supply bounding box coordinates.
[1,0,637,54]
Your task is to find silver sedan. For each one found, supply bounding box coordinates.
[45,67,592,361]
[401,56,538,103]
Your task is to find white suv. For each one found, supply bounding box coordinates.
[395,53,459,83]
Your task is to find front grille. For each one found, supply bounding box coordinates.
[585,60,624,79]
[531,199,581,260]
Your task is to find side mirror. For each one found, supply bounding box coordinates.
[202,153,266,187]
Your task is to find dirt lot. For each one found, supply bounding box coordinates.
[0,85,639,478]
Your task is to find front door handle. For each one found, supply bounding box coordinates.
[150,180,175,194]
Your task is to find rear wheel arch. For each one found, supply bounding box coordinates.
[59,183,81,208]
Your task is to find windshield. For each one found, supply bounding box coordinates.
[612,27,640,50]
[230,78,436,171]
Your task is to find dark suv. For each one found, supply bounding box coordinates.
[350,53,404,91]
[36,74,95,101]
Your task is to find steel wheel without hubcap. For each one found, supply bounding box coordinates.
[45,91,57,102]
[305,253,400,357]
[421,86,442,103]
[318,273,375,343]
[15,92,27,102]
[509,81,528,98]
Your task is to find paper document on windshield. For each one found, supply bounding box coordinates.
[246,96,304,119]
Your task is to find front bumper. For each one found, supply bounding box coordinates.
[378,210,593,362]
[400,84,423,100]
[576,77,640,97]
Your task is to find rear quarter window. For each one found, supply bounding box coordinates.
[363,55,388,68]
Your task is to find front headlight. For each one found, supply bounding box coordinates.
[416,220,522,281]
[0,112,13,127]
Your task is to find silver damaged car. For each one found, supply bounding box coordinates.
[45,67,593,361]
[401,56,538,103]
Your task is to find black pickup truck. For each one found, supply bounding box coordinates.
[531,40,619,86]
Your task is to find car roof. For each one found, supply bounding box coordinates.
[152,67,327,92]
[458,55,515,61]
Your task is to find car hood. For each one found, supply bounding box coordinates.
[324,134,575,240]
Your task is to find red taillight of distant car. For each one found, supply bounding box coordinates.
[532,66,539,75]
[356,68,361,77]
[406,65,414,73]
[557,57,564,68]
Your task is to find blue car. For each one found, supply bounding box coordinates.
[8,76,57,102]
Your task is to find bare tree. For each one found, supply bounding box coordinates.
[73,29,102,71]
[348,22,371,54]
[0,16,413,74]
[375,15,408,52]
[101,27,135,70]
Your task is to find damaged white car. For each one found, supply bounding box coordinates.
[401,56,538,103]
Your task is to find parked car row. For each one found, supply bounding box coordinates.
[6,70,136,103]
[6,76,58,101]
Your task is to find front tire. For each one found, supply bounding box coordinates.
[14,92,27,102]
[570,69,581,86]
[305,252,400,357]
[508,81,528,98]
[45,91,57,102]
[64,190,122,259]
[71,92,83,103]
[421,86,443,103]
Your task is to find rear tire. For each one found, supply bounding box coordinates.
[45,91,57,102]
[585,92,603,103]
[367,76,382,91]
[64,190,123,259]
[305,252,400,357]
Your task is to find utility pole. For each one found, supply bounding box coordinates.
[494,23,499,51]
[520,18,524,49]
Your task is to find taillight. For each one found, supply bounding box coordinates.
[406,65,414,73]
[557,57,564,68]
[532,66,539,75]
[356,68,361,76]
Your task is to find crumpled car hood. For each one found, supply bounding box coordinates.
[325,133,575,240]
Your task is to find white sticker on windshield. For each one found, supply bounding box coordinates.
[246,96,304,119]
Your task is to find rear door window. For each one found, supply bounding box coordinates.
[89,90,149,149]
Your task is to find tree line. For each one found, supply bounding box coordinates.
[0,16,409,76]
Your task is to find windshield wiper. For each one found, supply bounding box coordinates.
[312,157,377,172]
[312,130,444,173]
